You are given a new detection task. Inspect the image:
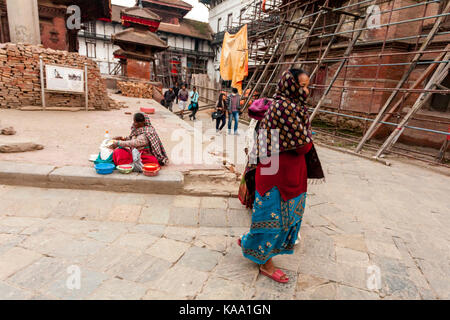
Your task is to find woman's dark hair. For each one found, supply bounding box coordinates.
[232,87,238,94]
[134,112,146,123]
[217,93,225,108]
[289,68,309,84]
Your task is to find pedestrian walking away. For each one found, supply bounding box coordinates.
[227,87,241,135]
[238,69,325,283]
[214,92,227,133]
[173,82,180,104]
[178,84,189,119]
[188,86,199,121]
[164,87,176,112]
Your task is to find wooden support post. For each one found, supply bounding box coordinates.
[84,63,89,112]
[375,61,450,158]
[367,47,449,140]
[39,56,46,111]
[355,1,450,153]
[309,8,373,122]
[241,4,306,111]
[259,5,328,98]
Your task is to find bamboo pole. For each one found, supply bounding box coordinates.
[355,1,450,152]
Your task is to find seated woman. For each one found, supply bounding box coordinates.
[109,113,169,167]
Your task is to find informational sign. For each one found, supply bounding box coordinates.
[45,65,84,93]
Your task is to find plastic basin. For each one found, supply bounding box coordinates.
[116,164,133,174]
[140,107,155,114]
[94,163,115,175]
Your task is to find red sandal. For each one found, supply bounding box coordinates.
[260,268,289,283]
[237,238,242,247]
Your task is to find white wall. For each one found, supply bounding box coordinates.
[209,0,252,33]
[78,21,124,75]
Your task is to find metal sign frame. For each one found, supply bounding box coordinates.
[39,56,89,111]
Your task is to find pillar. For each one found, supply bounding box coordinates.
[6,0,41,45]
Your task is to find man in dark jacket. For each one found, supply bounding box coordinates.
[227,88,241,135]
[164,87,176,112]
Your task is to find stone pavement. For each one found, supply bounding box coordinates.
[0,145,449,300]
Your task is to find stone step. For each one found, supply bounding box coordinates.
[0,161,183,195]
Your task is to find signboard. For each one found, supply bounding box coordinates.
[45,65,84,93]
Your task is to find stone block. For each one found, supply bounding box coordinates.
[0,247,42,280]
[146,238,190,263]
[177,246,222,272]
[88,278,147,300]
[199,208,228,227]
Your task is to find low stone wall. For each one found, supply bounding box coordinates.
[0,43,120,110]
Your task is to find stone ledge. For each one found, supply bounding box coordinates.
[0,161,183,195]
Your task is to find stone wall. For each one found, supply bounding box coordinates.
[117,80,153,99]
[0,43,120,110]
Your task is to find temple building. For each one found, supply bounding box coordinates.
[139,0,215,87]
[111,6,168,81]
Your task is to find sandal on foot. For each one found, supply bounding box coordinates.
[237,238,241,247]
[260,268,289,283]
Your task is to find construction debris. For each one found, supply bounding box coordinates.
[1,127,15,135]
[0,43,120,110]
[0,143,44,153]
[117,81,153,99]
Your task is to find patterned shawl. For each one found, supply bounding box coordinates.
[240,70,325,208]
[247,69,313,166]
[130,114,169,166]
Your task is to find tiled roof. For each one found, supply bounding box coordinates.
[122,6,161,22]
[158,19,213,41]
[142,0,193,10]
[112,28,168,50]
[112,5,126,23]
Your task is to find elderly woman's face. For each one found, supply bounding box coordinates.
[134,121,145,128]
[298,74,310,96]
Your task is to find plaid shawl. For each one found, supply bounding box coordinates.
[130,115,169,166]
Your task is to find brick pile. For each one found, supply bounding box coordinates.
[117,81,153,99]
[0,43,121,110]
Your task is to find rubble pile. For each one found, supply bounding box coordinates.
[117,81,153,99]
[0,43,120,110]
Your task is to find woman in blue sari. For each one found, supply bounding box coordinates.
[239,69,324,283]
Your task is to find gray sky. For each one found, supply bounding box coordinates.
[111,0,209,22]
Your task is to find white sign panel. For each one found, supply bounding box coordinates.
[45,65,84,93]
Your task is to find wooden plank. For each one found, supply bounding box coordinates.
[367,48,449,140]
[375,61,450,158]
[309,8,373,122]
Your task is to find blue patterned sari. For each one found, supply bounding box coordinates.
[241,186,306,265]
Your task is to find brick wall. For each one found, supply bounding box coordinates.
[0,43,120,110]
[126,58,151,81]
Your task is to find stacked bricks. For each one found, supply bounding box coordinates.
[117,80,153,99]
[0,43,120,110]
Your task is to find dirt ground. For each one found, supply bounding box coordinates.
[0,94,229,172]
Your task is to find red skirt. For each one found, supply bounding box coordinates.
[113,148,158,166]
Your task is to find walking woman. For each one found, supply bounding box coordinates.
[238,69,324,283]
[215,92,227,133]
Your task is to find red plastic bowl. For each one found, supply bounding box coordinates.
[143,168,160,176]
[143,163,160,172]
[140,107,155,114]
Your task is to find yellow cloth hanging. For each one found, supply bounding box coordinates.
[220,24,248,95]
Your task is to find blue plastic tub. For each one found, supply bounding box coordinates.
[94,163,115,175]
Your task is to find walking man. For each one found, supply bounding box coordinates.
[178,84,189,119]
[189,86,199,121]
[227,87,241,135]
[164,87,176,112]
